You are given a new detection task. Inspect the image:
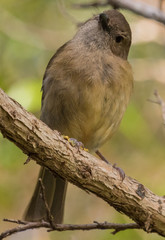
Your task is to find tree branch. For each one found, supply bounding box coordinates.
[0,87,165,237]
[0,219,140,240]
[74,0,165,25]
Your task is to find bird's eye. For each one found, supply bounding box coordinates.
[115,35,124,43]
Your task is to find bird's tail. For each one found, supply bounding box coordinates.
[24,167,67,223]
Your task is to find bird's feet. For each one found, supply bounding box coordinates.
[113,163,125,181]
[63,136,88,152]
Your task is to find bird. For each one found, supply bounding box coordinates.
[24,9,133,224]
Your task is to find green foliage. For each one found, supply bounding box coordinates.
[130,42,165,59]
[7,78,41,112]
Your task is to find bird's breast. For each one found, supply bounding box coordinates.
[66,57,133,150]
[42,49,133,151]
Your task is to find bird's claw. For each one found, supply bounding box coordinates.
[62,136,88,152]
[113,163,125,181]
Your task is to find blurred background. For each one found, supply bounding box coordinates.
[0,0,165,239]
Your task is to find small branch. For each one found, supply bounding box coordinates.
[74,0,165,25]
[0,220,50,240]
[0,219,140,239]
[148,90,165,126]
[3,219,27,225]
[39,178,56,228]
[154,90,165,125]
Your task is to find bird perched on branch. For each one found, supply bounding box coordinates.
[24,9,133,223]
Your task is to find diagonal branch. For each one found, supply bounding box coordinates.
[0,87,165,237]
[74,0,165,25]
[38,178,56,229]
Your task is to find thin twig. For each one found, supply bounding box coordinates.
[3,219,27,225]
[74,0,165,25]
[24,156,31,164]
[39,178,56,228]
[148,90,165,126]
[0,220,50,240]
[0,218,140,239]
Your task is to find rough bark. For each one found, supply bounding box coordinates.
[0,88,165,236]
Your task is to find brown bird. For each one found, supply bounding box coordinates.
[24,9,133,223]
